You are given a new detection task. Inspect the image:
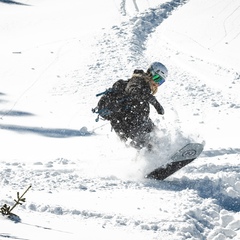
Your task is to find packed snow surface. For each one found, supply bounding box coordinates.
[0,0,240,239]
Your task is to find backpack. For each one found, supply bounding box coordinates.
[92,80,129,122]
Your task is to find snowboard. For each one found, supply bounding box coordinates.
[146,143,204,180]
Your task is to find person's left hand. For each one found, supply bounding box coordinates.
[156,104,164,115]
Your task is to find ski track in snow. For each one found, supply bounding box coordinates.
[88,0,188,85]
[1,0,240,239]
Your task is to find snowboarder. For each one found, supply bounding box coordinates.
[94,62,168,149]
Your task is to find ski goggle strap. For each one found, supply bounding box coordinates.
[152,74,165,86]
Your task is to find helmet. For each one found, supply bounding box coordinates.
[147,62,168,85]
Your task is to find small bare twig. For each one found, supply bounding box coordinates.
[1,185,31,216]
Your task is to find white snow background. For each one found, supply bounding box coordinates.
[0,0,240,239]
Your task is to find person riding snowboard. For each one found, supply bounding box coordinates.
[94,62,168,150]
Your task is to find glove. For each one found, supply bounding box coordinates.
[148,95,164,115]
[155,102,164,115]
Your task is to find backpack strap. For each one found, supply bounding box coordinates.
[96,88,113,97]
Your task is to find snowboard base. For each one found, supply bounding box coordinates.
[146,143,204,180]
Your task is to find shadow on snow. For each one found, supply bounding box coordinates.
[179,178,240,212]
[0,110,34,117]
[0,234,28,240]
[202,148,240,158]
[0,0,29,5]
[146,175,240,212]
[0,124,93,138]
[0,92,8,104]
[0,93,33,117]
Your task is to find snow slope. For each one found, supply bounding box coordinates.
[0,0,240,239]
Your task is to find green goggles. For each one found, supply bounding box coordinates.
[152,74,165,86]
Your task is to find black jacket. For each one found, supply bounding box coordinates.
[110,70,163,137]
